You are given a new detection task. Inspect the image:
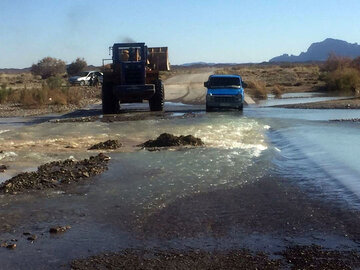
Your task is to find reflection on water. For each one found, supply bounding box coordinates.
[259,92,350,107]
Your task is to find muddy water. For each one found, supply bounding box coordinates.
[1,100,360,268]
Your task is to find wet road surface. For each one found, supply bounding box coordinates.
[0,89,360,268]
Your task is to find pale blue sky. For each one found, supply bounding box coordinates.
[0,0,359,68]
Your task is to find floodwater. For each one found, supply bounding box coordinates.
[1,99,360,269]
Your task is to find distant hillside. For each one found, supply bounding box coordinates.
[270,38,360,62]
[0,67,31,74]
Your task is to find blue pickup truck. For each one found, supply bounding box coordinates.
[204,74,245,111]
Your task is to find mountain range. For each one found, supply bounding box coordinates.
[270,38,360,62]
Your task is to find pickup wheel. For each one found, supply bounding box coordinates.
[238,103,243,111]
[102,82,120,114]
[149,80,164,111]
[206,105,213,112]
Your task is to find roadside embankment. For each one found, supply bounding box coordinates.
[274,97,360,109]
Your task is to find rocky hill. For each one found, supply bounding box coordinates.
[270,38,360,62]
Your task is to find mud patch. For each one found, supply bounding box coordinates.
[141,178,360,240]
[88,140,122,150]
[331,118,360,122]
[70,249,281,270]
[0,153,110,194]
[139,133,204,149]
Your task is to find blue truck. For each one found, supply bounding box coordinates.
[204,74,245,111]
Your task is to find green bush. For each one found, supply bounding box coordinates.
[45,76,65,90]
[0,84,12,104]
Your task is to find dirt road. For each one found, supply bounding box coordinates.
[164,69,213,104]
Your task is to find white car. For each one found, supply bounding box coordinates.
[69,71,103,86]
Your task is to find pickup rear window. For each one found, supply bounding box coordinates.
[209,77,240,87]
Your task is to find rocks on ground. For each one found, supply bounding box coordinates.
[1,241,17,250]
[0,153,110,194]
[0,165,7,172]
[88,140,122,150]
[139,133,204,148]
[49,225,71,234]
[70,249,281,270]
[279,245,360,269]
[70,246,360,269]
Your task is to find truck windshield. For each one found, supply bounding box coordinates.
[209,77,240,87]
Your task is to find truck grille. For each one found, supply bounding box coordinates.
[213,96,237,103]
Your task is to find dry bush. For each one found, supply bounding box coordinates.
[247,80,267,99]
[324,68,360,93]
[351,57,360,71]
[67,58,87,76]
[19,88,40,107]
[322,53,352,72]
[62,88,83,105]
[272,85,284,98]
[31,57,66,79]
[320,54,360,94]
[48,90,67,105]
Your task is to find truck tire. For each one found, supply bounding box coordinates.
[206,105,213,112]
[238,103,243,111]
[102,82,120,114]
[149,80,164,111]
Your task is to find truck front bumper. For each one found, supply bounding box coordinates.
[206,95,243,108]
[113,84,155,100]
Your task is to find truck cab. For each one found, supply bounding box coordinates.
[204,74,245,111]
[102,42,169,114]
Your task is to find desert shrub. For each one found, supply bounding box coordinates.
[19,88,38,107]
[322,53,352,72]
[45,76,65,90]
[48,89,67,105]
[272,85,283,98]
[67,58,87,76]
[247,80,267,99]
[351,57,360,71]
[63,88,82,105]
[0,84,12,103]
[31,57,66,79]
[323,67,360,93]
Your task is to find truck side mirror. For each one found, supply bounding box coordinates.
[242,81,248,88]
[204,81,209,88]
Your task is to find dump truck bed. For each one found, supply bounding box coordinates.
[148,47,170,71]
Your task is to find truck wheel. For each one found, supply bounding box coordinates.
[80,81,85,86]
[238,103,243,111]
[149,80,164,111]
[206,105,213,112]
[102,82,120,114]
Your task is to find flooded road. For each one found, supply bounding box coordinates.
[1,93,360,268]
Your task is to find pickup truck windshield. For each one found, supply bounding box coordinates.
[209,77,240,87]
